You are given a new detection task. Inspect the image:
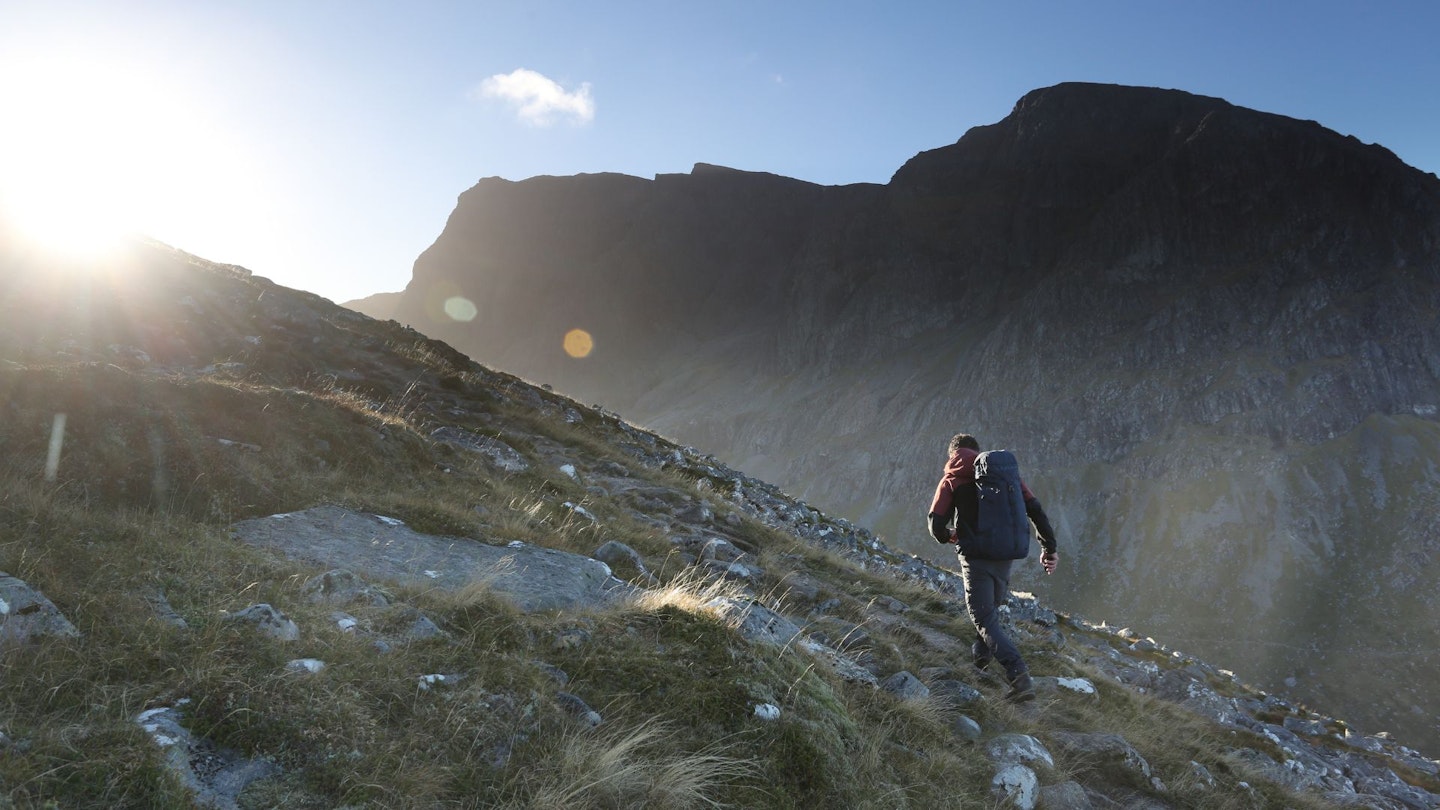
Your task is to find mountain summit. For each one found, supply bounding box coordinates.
[362,82,1440,752]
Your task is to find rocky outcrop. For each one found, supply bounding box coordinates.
[231,506,636,613]
[369,82,1440,750]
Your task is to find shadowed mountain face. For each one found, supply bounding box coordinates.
[367,82,1440,751]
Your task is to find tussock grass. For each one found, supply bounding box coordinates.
[508,719,760,810]
[626,567,752,615]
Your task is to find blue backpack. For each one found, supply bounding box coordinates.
[955,449,1031,560]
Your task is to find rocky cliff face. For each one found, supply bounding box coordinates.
[369,83,1440,752]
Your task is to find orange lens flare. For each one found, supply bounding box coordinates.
[563,328,593,359]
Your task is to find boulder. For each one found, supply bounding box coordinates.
[986,734,1055,770]
[1049,731,1152,781]
[929,679,984,706]
[880,671,930,701]
[555,692,602,727]
[1038,780,1094,810]
[991,763,1039,809]
[301,569,390,607]
[704,598,803,647]
[223,604,299,641]
[0,572,80,645]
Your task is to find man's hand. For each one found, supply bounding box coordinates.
[1041,551,1058,575]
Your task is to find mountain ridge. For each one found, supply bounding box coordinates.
[356,81,1440,753]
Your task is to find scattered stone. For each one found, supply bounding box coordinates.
[1038,780,1094,810]
[136,705,280,809]
[1283,715,1329,738]
[222,604,299,642]
[699,537,744,563]
[986,734,1055,770]
[1056,677,1097,695]
[753,703,782,721]
[875,595,909,613]
[952,715,983,742]
[593,541,655,581]
[562,501,598,522]
[302,569,390,608]
[796,638,880,687]
[1050,731,1153,781]
[991,763,1039,809]
[929,679,983,706]
[704,598,803,647]
[285,658,325,675]
[0,572,81,645]
[394,607,447,643]
[555,692,602,727]
[146,592,190,629]
[552,627,593,650]
[532,661,570,686]
[418,673,459,690]
[701,559,760,584]
[881,671,930,701]
[332,612,359,633]
[1186,760,1217,791]
[429,427,529,472]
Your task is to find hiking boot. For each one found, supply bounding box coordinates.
[1005,673,1036,704]
[971,641,992,673]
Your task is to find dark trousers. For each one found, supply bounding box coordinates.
[960,555,1026,680]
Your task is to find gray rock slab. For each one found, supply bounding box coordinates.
[232,506,636,613]
[0,572,80,645]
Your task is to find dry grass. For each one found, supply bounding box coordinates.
[512,719,760,809]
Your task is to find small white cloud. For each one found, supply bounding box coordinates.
[476,68,595,127]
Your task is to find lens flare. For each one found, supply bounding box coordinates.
[564,328,594,359]
[443,296,477,322]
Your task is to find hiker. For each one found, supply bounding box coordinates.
[927,433,1058,702]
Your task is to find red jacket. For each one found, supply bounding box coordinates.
[928,447,1056,553]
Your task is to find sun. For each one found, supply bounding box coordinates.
[0,49,259,264]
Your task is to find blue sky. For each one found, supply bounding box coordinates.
[1,1,1437,303]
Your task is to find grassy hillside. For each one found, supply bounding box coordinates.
[0,241,1430,808]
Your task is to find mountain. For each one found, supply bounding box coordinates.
[354,82,1440,754]
[10,236,1440,807]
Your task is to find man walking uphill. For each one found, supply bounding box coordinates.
[928,433,1059,703]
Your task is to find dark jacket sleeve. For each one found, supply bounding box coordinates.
[1025,496,1057,555]
[928,510,952,544]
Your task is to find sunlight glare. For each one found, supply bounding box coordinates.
[0,49,264,265]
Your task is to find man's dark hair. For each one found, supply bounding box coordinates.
[948,433,981,455]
